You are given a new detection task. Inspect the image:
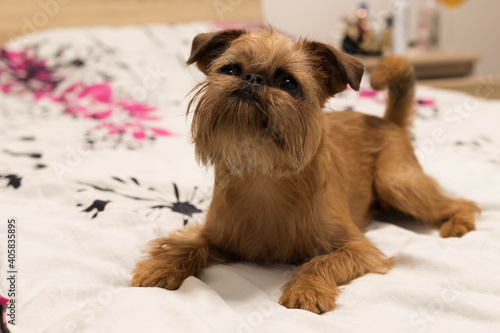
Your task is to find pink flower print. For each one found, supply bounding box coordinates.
[0,45,174,146]
[78,83,112,103]
[359,89,379,98]
[133,130,146,140]
[0,48,60,98]
[59,82,113,119]
[59,82,173,144]
[151,127,172,136]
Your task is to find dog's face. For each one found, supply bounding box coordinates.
[187,29,363,177]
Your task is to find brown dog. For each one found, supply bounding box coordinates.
[132,29,480,314]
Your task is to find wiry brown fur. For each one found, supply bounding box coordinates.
[370,56,416,130]
[132,29,480,314]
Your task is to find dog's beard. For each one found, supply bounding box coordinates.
[189,79,322,177]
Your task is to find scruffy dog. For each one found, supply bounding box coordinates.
[132,29,480,313]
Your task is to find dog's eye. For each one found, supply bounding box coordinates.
[279,76,299,97]
[219,64,240,76]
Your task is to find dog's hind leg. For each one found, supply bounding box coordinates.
[132,225,224,289]
[373,146,480,237]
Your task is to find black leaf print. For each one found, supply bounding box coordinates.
[78,178,205,223]
[3,149,42,159]
[110,176,140,186]
[78,181,154,201]
[79,182,115,193]
[70,58,85,67]
[151,183,202,218]
[3,146,49,171]
[0,175,22,189]
[173,183,180,201]
[171,200,202,217]
[450,136,499,166]
[151,201,202,218]
[112,176,125,183]
[82,200,110,219]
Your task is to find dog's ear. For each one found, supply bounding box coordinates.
[301,40,364,95]
[187,29,246,74]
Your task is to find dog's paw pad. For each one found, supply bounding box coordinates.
[279,286,338,314]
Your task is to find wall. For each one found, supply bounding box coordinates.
[443,0,500,76]
[0,0,263,46]
[262,0,500,76]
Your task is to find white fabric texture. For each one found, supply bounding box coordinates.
[0,23,499,333]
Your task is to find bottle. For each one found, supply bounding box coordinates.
[392,0,410,55]
[417,0,440,51]
[382,16,393,56]
[357,3,369,45]
[429,1,440,49]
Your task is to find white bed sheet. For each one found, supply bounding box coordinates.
[0,22,499,333]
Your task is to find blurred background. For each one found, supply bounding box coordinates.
[0,0,498,98]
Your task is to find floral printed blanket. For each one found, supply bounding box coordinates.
[0,22,499,333]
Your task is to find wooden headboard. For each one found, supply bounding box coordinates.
[0,0,263,46]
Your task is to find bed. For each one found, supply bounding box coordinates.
[1,18,500,333]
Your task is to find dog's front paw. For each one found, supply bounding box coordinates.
[132,258,186,290]
[279,282,339,314]
[132,228,211,289]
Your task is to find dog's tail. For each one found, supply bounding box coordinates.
[370,56,415,131]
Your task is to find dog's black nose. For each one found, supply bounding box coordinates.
[243,73,266,87]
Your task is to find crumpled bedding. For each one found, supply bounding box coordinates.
[0,22,499,333]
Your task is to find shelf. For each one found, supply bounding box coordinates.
[355,52,480,80]
[419,76,500,100]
